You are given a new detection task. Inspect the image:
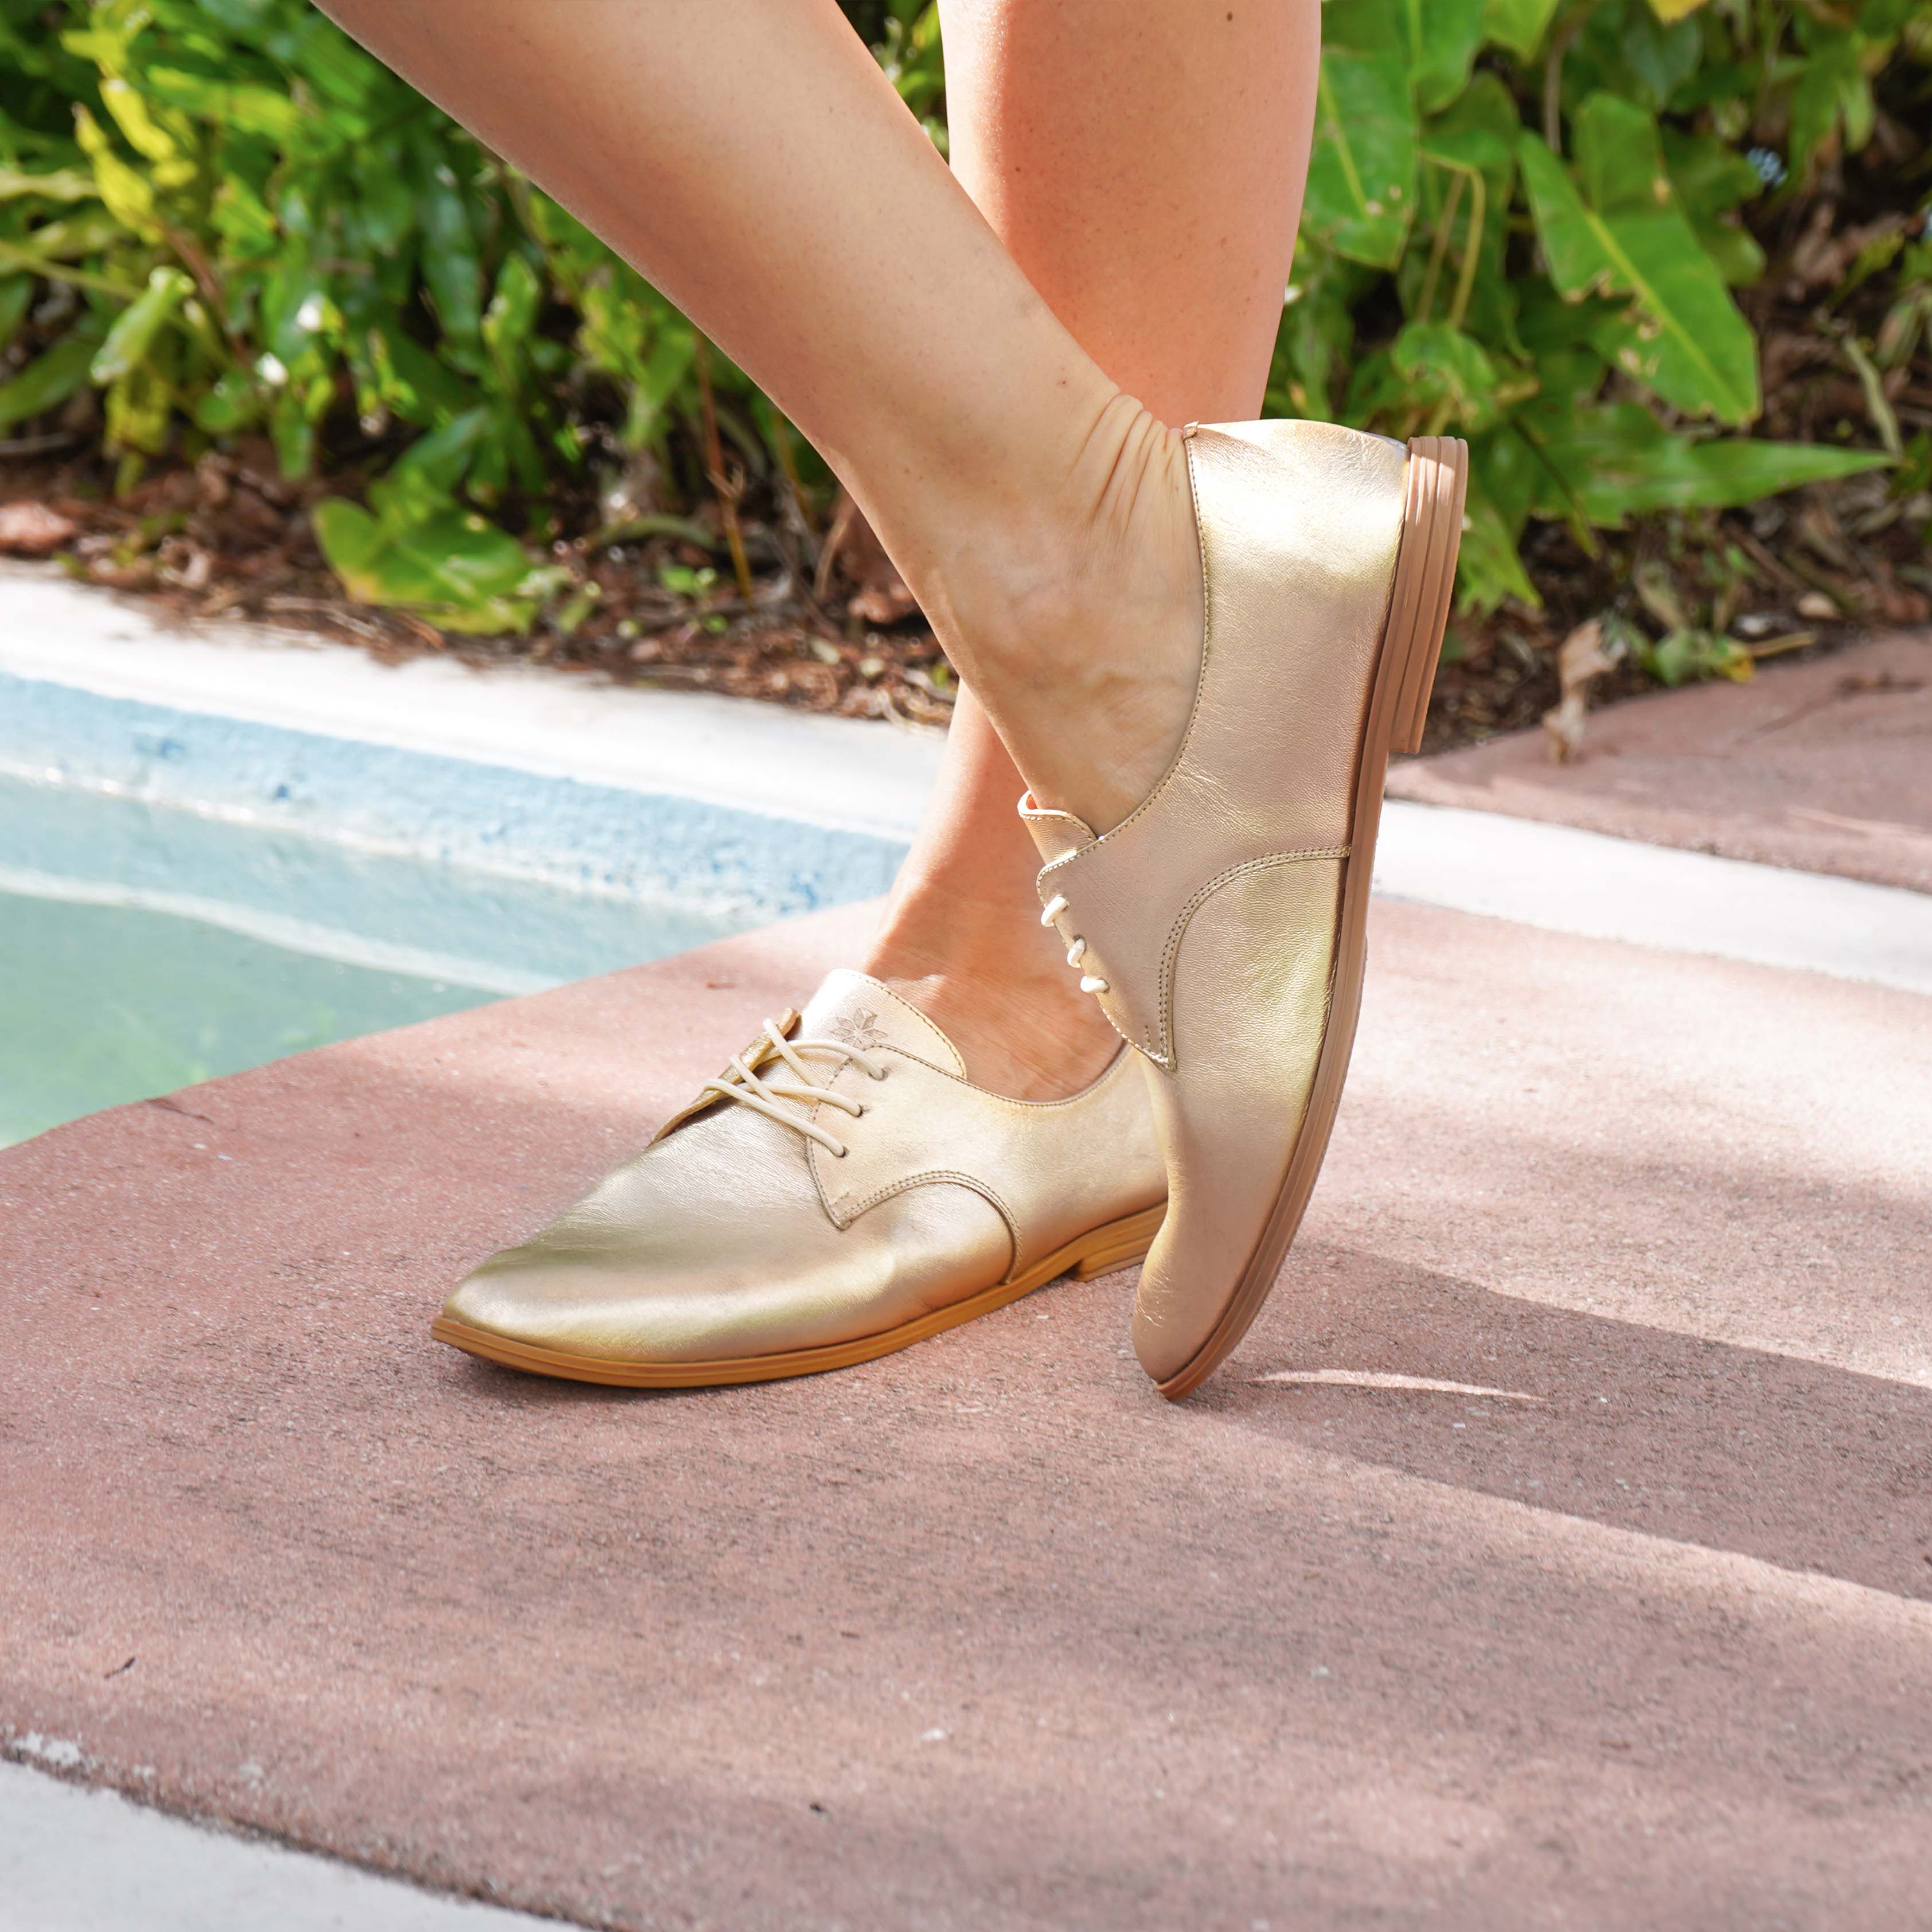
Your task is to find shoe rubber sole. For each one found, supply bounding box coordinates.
[1156,435,1469,1402]
[431,1200,1168,1389]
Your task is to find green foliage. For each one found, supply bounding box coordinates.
[0,0,1925,635]
[1269,0,1923,612]
[310,408,568,631]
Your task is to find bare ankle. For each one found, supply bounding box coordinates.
[864,903,1122,1102]
[916,395,1204,837]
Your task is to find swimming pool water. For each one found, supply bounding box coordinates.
[1,772,750,1148]
[0,888,491,1147]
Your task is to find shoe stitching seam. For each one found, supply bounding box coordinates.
[1145,844,1352,1070]
[822,1168,1026,1282]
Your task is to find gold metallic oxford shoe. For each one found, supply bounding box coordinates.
[1022,422,1466,1400]
[432,969,1166,1386]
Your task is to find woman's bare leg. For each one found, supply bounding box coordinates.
[861,0,1320,1097]
[316,0,1199,840]
[315,0,1318,1099]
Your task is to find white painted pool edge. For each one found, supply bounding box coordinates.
[0,1758,552,1932]
[1375,800,1932,998]
[0,563,943,844]
[5,567,1926,998]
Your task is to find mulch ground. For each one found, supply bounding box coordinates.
[2,388,1926,760]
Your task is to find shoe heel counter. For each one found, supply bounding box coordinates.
[1385,436,1470,756]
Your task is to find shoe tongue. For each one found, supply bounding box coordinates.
[797,970,966,1077]
[1017,790,1096,867]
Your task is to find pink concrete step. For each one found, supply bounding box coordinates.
[4,897,1929,1929]
[1391,630,1932,893]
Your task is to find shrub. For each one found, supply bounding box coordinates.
[0,0,1925,633]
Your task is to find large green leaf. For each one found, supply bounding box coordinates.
[411,134,482,348]
[1661,128,1766,287]
[192,366,264,435]
[1455,483,1541,610]
[1271,241,1368,419]
[482,251,542,393]
[1483,0,1563,59]
[1518,102,1759,423]
[1619,5,1703,105]
[1403,0,1488,112]
[90,265,193,382]
[0,276,33,356]
[1325,0,1486,113]
[143,67,310,143]
[360,315,476,427]
[0,165,96,201]
[71,103,159,235]
[1520,403,1891,522]
[1306,49,1417,270]
[1390,321,1508,430]
[1790,28,1878,176]
[1574,90,1675,218]
[0,328,101,430]
[313,495,554,634]
[106,355,177,458]
[372,404,495,510]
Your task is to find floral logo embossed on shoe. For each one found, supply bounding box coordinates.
[829,1009,890,1053]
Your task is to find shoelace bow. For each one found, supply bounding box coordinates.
[698,1019,887,1158]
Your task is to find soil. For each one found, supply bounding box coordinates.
[2,344,1926,759]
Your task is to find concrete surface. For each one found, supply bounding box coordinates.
[4,896,1929,1930]
[1375,799,1932,995]
[1390,631,1932,893]
[0,1759,552,1931]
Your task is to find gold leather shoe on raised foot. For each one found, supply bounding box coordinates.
[1022,421,1467,1401]
[431,970,1166,1387]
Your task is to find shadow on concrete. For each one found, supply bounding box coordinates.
[1206,1245,1932,1603]
[7,900,1932,1930]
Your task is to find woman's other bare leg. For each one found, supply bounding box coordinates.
[314,0,1200,839]
[862,0,1320,1098]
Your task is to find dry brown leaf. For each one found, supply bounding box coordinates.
[848,577,918,626]
[0,499,78,557]
[814,485,918,623]
[1541,618,1615,763]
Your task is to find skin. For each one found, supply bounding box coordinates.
[869,0,1320,1096]
[313,0,1319,1098]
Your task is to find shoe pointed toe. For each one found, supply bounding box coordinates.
[433,973,1167,1387]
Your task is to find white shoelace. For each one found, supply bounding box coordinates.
[697,1020,887,1158]
[1039,893,1109,994]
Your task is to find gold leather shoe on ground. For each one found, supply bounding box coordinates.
[1022,421,1466,1400]
[432,970,1166,1386]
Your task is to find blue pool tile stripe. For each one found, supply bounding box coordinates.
[0,671,907,920]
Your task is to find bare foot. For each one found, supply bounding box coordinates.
[915,395,1204,838]
[867,954,1125,1102]
[863,875,1125,1102]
